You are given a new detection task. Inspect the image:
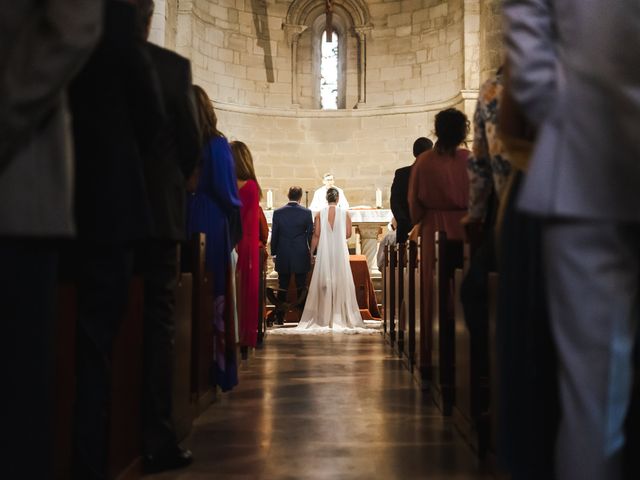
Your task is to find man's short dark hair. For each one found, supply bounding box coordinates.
[413,137,433,157]
[288,186,303,201]
[137,0,155,34]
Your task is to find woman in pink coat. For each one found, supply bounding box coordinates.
[408,108,470,375]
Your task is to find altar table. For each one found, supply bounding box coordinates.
[263,208,392,275]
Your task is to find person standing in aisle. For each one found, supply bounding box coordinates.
[135,0,201,473]
[0,1,102,477]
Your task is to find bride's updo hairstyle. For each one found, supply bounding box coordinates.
[326,187,339,204]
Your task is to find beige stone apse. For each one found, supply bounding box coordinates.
[149,0,502,208]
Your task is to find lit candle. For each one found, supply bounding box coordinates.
[267,189,273,209]
[375,188,382,208]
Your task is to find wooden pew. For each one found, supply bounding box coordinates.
[383,245,397,345]
[395,243,407,356]
[108,278,145,479]
[403,239,422,377]
[54,237,205,479]
[110,253,196,477]
[382,245,388,336]
[172,246,194,441]
[187,233,215,414]
[626,366,640,477]
[452,245,473,446]
[257,247,267,344]
[487,272,500,466]
[452,243,491,457]
[54,285,77,480]
[55,277,147,480]
[430,231,463,416]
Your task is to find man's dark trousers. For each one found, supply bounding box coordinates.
[277,272,307,298]
[140,241,179,455]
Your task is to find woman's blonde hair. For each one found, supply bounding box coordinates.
[192,85,223,147]
[230,140,262,199]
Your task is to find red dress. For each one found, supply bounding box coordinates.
[408,148,470,373]
[237,179,260,347]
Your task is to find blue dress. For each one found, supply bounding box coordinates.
[187,135,241,391]
[187,136,241,295]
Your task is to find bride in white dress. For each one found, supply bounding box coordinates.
[295,187,373,333]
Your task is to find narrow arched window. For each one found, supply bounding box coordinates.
[320,30,339,110]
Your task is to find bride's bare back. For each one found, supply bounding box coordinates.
[297,204,365,331]
[311,205,352,254]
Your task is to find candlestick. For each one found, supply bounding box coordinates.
[267,189,273,209]
[375,188,382,209]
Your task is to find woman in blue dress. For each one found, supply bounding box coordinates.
[188,85,241,391]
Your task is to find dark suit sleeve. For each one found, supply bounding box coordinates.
[270,211,279,256]
[390,171,411,225]
[408,160,425,224]
[306,210,314,246]
[126,41,166,152]
[175,60,200,178]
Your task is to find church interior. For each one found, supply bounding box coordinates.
[3,1,640,480]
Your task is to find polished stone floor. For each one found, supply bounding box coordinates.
[151,333,492,480]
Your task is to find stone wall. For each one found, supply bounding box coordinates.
[148,0,496,207]
[174,0,466,109]
[479,0,503,82]
[214,98,465,209]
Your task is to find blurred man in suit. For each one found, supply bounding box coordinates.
[0,1,102,477]
[504,1,640,479]
[68,1,165,478]
[136,0,200,473]
[271,186,314,324]
[390,137,432,243]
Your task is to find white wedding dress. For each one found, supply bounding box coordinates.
[291,206,375,334]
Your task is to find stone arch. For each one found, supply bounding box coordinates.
[285,0,371,29]
[284,0,372,108]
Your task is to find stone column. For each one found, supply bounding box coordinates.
[460,89,479,124]
[283,24,308,106]
[176,0,194,60]
[353,26,372,107]
[357,224,382,276]
[463,0,481,92]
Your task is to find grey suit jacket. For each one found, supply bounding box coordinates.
[504,0,640,221]
[0,0,102,236]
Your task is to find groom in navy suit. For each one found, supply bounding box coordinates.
[271,186,314,323]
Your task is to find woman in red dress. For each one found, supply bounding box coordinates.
[408,108,470,376]
[230,141,262,355]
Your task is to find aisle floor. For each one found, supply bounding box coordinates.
[151,333,492,480]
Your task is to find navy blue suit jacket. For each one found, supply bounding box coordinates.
[270,202,314,274]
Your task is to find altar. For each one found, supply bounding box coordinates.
[263,208,393,275]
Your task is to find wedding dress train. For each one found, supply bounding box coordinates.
[273,206,377,334]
